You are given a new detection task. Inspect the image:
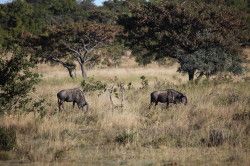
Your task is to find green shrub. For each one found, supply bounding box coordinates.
[115,130,136,145]
[140,76,149,89]
[0,127,16,151]
[0,151,11,160]
[208,130,224,147]
[127,82,133,90]
[0,50,40,114]
[81,77,107,93]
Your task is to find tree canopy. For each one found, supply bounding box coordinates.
[118,1,247,80]
[0,0,249,81]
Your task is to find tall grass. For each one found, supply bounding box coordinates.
[0,64,249,165]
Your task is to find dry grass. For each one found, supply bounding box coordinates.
[0,55,250,165]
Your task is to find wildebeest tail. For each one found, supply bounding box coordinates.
[85,103,89,112]
[149,92,156,109]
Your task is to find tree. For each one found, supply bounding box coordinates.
[118,1,246,80]
[97,42,127,67]
[0,0,43,49]
[177,47,243,80]
[0,49,40,113]
[26,21,121,78]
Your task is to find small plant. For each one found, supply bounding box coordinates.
[107,81,126,109]
[140,75,149,89]
[0,127,16,151]
[127,82,133,90]
[33,99,47,118]
[208,130,224,147]
[81,77,107,93]
[232,112,250,121]
[115,130,136,145]
[0,151,11,160]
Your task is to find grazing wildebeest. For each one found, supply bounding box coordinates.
[57,88,88,112]
[149,89,187,108]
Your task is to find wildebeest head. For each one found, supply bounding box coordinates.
[78,93,89,111]
[181,95,188,105]
[176,94,187,105]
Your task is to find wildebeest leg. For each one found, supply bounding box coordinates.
[58,99,64,111]
[58,98,61,111]
[84,103,89,112]
[166,101,169,109]
[77,104,81,110]
[61,102,65,110]
[73,101,75,108]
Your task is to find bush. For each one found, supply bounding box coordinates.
[0,49,40,113]
[0,127,16,151]
[140,76,149,89]
[115,130,136,145]
[178,47,243,79]
[81,77,107,93]
[0,151,11,160]
[208,130,224,147]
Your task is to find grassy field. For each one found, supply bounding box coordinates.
[0,51,250,165]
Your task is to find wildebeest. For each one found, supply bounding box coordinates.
[149,89,187,108]
[57,88,88,111]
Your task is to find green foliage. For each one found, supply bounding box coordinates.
[0,151,11,160]
[0,0,91,50]
[99,42,126,67]
[33,99,48,118]
[178,47,243,78]
[81,77,107,92]
[42,0,77,16]
[0,49,40,113]
[127,82,133,90]
[101,0,134,23]
[118,1,246,80]
[115,130,136,145]
[0,0,47,49]
[208,129,224,147]
[0,127,16,151]
[220,0,249,12]
[140,75,149,89]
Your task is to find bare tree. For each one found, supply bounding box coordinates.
[45,22,120,78]
[48,57,76,78]
[25,21,121,78]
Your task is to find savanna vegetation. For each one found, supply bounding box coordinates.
[0,0,250,165]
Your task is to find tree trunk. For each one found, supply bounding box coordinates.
[79,62,87,78]
[66,67,75,79]
[188,70,195,81]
